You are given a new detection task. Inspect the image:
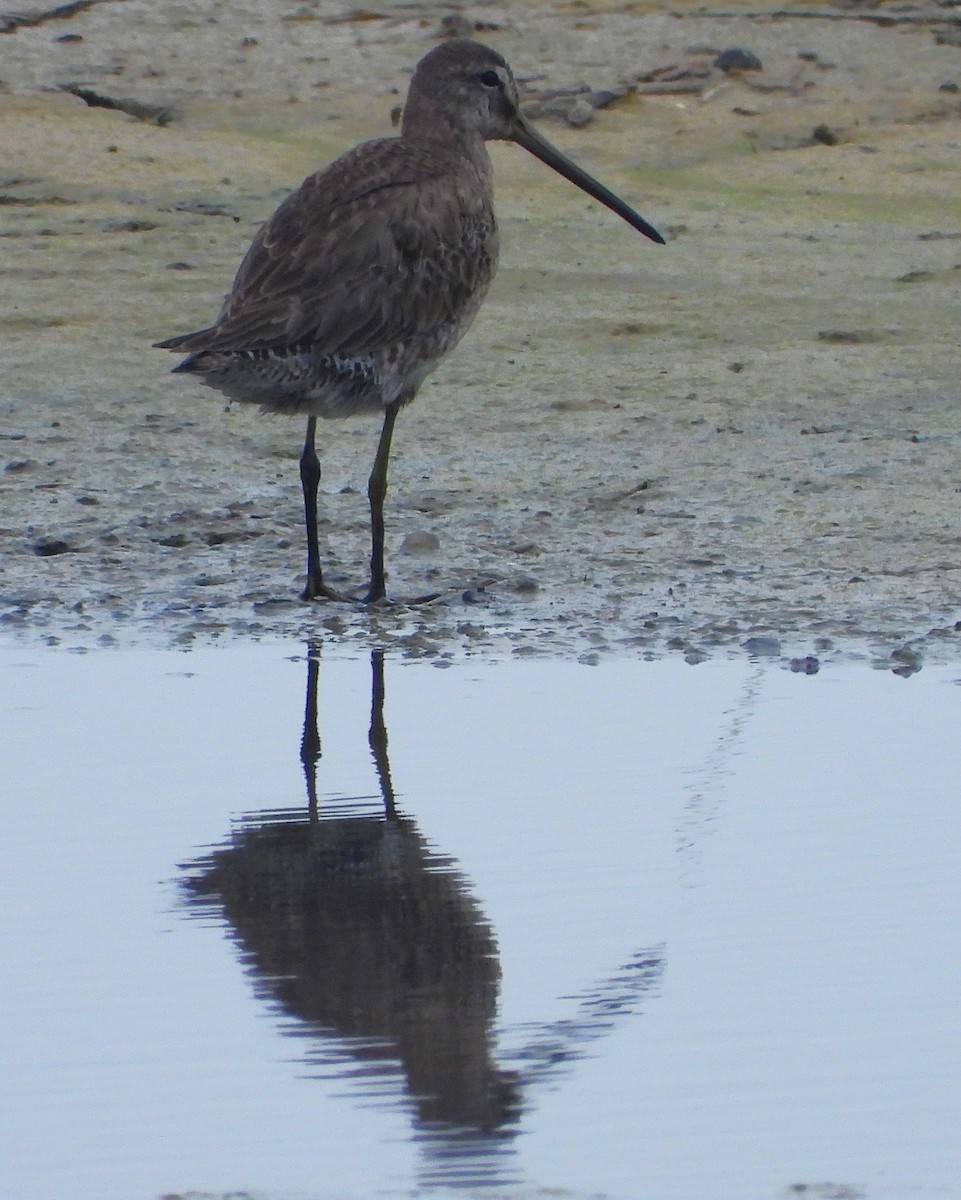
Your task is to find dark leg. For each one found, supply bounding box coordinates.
[300,640,321,816]
[365,402,400,604]
[368,649,397,818]
[299,417,342,602]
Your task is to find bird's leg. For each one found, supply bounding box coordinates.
[299,416,343,602]
[365,402,400,604]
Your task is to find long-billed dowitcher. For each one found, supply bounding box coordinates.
[156,38,664,604]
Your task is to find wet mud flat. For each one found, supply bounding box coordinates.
[1,0,960,664]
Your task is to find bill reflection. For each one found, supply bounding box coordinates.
[180,647,667,1188]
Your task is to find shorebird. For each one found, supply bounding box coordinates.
[156,38,664,604]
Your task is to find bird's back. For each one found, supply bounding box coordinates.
[157,133,500,418]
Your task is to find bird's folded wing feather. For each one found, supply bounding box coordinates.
[160,138,493,358]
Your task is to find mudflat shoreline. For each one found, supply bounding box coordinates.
[2,0,960,664]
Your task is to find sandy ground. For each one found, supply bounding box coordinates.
[1,0,960,665]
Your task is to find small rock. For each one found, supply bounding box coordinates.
[565,98,595,127]
[812,123,840,146]
[400,530,440,555]
[790,656,820,674]
[714,47,763,73]
[439,13,475,38]
[33,536,72,556]
[817,329,880,344]
[742,635,781,657]
[891,645,923,669]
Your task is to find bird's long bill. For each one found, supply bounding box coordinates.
[509,114,665,245]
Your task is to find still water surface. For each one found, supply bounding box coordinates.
[2,643,960,1200]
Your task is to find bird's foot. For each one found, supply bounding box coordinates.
[360,588,442,607]
[300,577,347,603]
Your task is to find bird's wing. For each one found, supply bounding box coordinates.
[162,137,495,358]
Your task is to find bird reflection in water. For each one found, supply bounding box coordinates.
[182,645,521,1186]
[181,646,666,1188]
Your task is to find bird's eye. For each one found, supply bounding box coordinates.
[478,70,501,89]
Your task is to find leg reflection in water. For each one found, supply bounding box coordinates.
[183,644,523,1187]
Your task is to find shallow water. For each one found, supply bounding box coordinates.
[2,642,960,1200]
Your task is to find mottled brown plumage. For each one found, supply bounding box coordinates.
[156,38,663,603]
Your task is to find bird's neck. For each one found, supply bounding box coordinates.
[400,105,491,173]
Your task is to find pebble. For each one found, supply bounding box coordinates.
[714,47,763,73]
[400,530,440,556]
[742,635,781,657]
[33,536,72,556]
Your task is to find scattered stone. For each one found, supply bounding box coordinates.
[251,597,299,614]
[742,635,781,657]
[714,47,763,73]
[790,656,820,674]
[438,12,502,37]
[400,530,440,556]
[204,528,253,546]
[439,12,473,38]
[637,61,712,84]
[33,536,72,556]
[521,82,631,125]
[100,218,159,233]
[812,123,840,146]
[891,645,923,671]
[565,98,595,128]
[817,329,882,344]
